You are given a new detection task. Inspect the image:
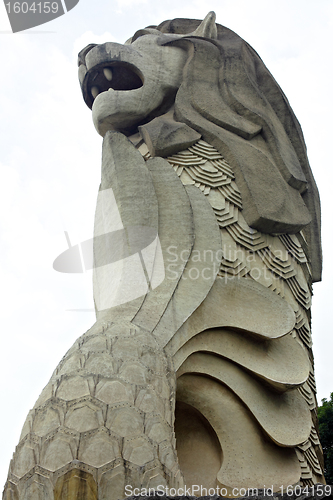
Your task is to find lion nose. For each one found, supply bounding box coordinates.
[78,43,97,67]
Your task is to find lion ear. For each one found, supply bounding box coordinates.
[191,11,217,40]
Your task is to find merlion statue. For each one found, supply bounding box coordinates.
[3,12,325,500]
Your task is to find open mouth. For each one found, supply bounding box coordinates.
[86,62,144,105]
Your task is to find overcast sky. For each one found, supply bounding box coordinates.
[0,0,332,488]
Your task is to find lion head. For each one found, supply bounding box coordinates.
[78,12,321,281]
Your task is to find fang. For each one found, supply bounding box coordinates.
[91,86,100,99]
[103,68,113,81]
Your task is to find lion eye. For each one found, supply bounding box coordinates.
[131,28,161,43]
[131,30,147,43]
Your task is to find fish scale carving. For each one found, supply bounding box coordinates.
[149,139,323,486]
[5,322,183,498]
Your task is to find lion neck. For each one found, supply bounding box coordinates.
[129,109,201,158]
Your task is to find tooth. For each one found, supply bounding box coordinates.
[103,68,113,81]
[91,86,100,99]
[108,88,115,92]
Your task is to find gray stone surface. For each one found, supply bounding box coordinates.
[3,11,325,500]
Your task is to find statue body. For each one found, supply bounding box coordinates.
[3,13,324,500]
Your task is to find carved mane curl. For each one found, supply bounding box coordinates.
[146,18,321,281]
